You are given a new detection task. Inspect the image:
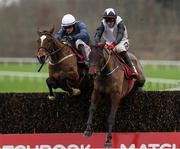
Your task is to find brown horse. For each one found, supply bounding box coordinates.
[84,44,145,148]
[36,27,91,99]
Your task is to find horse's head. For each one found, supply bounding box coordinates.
[36,26,55,64]
[89,43,110,75]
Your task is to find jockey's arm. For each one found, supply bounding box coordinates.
[73,22,89,42]
[114,21,125,45]
[94,22,104,43]
[55,28,65,40]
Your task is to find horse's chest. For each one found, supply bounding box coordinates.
[95,77,117,93]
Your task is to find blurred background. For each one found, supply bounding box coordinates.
[0,0,180,59]
[0,0,180,92]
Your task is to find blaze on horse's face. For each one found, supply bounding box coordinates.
[36,27,54,64]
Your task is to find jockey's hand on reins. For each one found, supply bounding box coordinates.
[105,44,113,55]
[63,35,74,43]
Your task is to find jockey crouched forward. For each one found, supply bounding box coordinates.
[55,14,91,68]
[94,8,138,79]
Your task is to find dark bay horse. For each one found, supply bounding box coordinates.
[84,45,145,148]
[36,27,91,100]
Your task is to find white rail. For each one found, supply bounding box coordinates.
[0,57,38,63]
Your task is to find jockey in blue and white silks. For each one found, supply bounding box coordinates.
[55,14,91,66]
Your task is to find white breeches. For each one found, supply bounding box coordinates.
[75,39,91,60]
[114,39,129,53]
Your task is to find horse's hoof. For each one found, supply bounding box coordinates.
[48,95,55,100]
[72,88,81,96]
[84,130,92,137]
[104,142,112,148]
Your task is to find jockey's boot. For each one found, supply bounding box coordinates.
[121,51,138,79]
[78,44,89,68]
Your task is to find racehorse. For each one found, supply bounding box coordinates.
[36,26,91,100]
[84,44,145,148]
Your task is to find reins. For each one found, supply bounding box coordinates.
[37,56,48,72]
[49,53,75,65]
[100,48,111,72]
[98,47,122,76]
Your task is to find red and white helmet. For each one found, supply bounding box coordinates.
[103,8,117,19]
[61,14,76,27]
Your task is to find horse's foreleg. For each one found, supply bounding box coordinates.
[46,77,57,100]
[84,103,96,137]
[84,89,100,137]
[105,92,121,148]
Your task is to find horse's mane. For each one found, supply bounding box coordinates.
[41,30,51,35]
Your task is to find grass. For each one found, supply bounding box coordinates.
[0,76,47,92]
[0,63,179,92]
[143,65,180,80]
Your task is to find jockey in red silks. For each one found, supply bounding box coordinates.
[55,14,91,67]
[94,8,138,79]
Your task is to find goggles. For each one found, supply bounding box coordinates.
[64,25,74,29]
[105,18,115,23]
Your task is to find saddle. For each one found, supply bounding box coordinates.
[62,41,85,62]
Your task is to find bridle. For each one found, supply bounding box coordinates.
[38,33,64,56]
[37,33,75,71]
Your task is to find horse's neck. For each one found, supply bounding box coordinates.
[100,51,123,76]
[49,40,63,62]
[57,40,73,54]
[54,39,63,50]
[49,40,75,64]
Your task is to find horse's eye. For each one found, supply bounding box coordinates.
[37,39,40,43]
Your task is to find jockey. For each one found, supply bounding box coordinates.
[94,8,138,78]
[55,14,91,66]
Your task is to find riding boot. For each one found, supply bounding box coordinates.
[120,51,138,79]
[78,44,89,68]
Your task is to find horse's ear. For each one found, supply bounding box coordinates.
[49,26,55,34]
[37,27,41,36]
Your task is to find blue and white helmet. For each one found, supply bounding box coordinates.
[103,8,117,19]
[61,14,76,27]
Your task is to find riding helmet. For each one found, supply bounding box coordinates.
[103,8,117,19]
[61,14,76,27]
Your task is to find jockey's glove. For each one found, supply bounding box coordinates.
[67,35,74,41]
[107,42,116,50]
[64,35,74,42]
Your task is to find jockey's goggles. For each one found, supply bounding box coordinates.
[64,25,74,29]
[105,18,115,23]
